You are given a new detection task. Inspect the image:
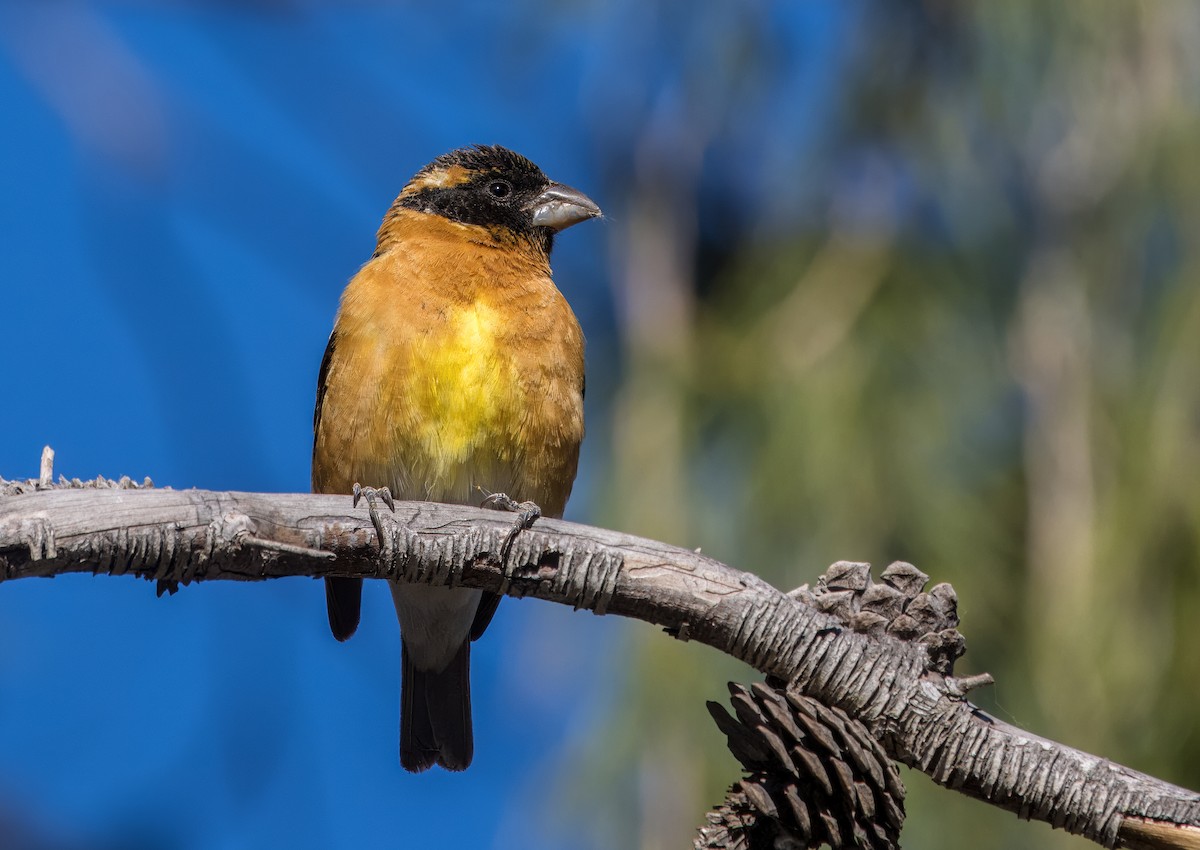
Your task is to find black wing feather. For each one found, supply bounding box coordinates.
[313,330,364,641]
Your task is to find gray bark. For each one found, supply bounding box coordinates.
[0,481,1196,849]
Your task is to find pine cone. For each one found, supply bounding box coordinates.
[701,682,905,850]
[791,560,963,674]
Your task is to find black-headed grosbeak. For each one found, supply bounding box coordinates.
[311,145,600,772]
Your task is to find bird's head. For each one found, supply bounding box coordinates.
[392,145,601,254]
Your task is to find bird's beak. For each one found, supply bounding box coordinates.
[529,182,602,232]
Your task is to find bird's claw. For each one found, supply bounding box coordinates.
[352,482,395,512]
[352,483,395,549]
[482,491,542,526]
[480,490,542,575]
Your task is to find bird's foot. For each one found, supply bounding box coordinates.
[480,490,542,574]
[352,483,395,549]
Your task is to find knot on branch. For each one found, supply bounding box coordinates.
[701,682,905,850]
[791,560,964,674]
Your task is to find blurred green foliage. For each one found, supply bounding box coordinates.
[574,2,1200,848]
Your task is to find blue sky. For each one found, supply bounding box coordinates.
[0,3,846,847]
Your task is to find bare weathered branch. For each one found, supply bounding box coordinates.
[0,480,1196,848]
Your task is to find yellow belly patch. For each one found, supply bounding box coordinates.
[411,302,517,470]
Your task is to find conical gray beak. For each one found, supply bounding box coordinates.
[529,182,602,232]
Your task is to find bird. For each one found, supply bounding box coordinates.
[311,145,600,772]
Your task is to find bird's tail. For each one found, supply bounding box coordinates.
[400,639,473,772]
[325,577,363,641]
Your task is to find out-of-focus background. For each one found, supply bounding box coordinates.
[2,2,1198,849]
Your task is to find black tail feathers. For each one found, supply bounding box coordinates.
[400,639,473,772]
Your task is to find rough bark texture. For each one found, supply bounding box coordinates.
[0,478,1197,848]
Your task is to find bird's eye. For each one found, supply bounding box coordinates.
[488,180,512,199]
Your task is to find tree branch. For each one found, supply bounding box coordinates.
[0,477,1196,848]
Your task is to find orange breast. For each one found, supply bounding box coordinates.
[312,212,585,518]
